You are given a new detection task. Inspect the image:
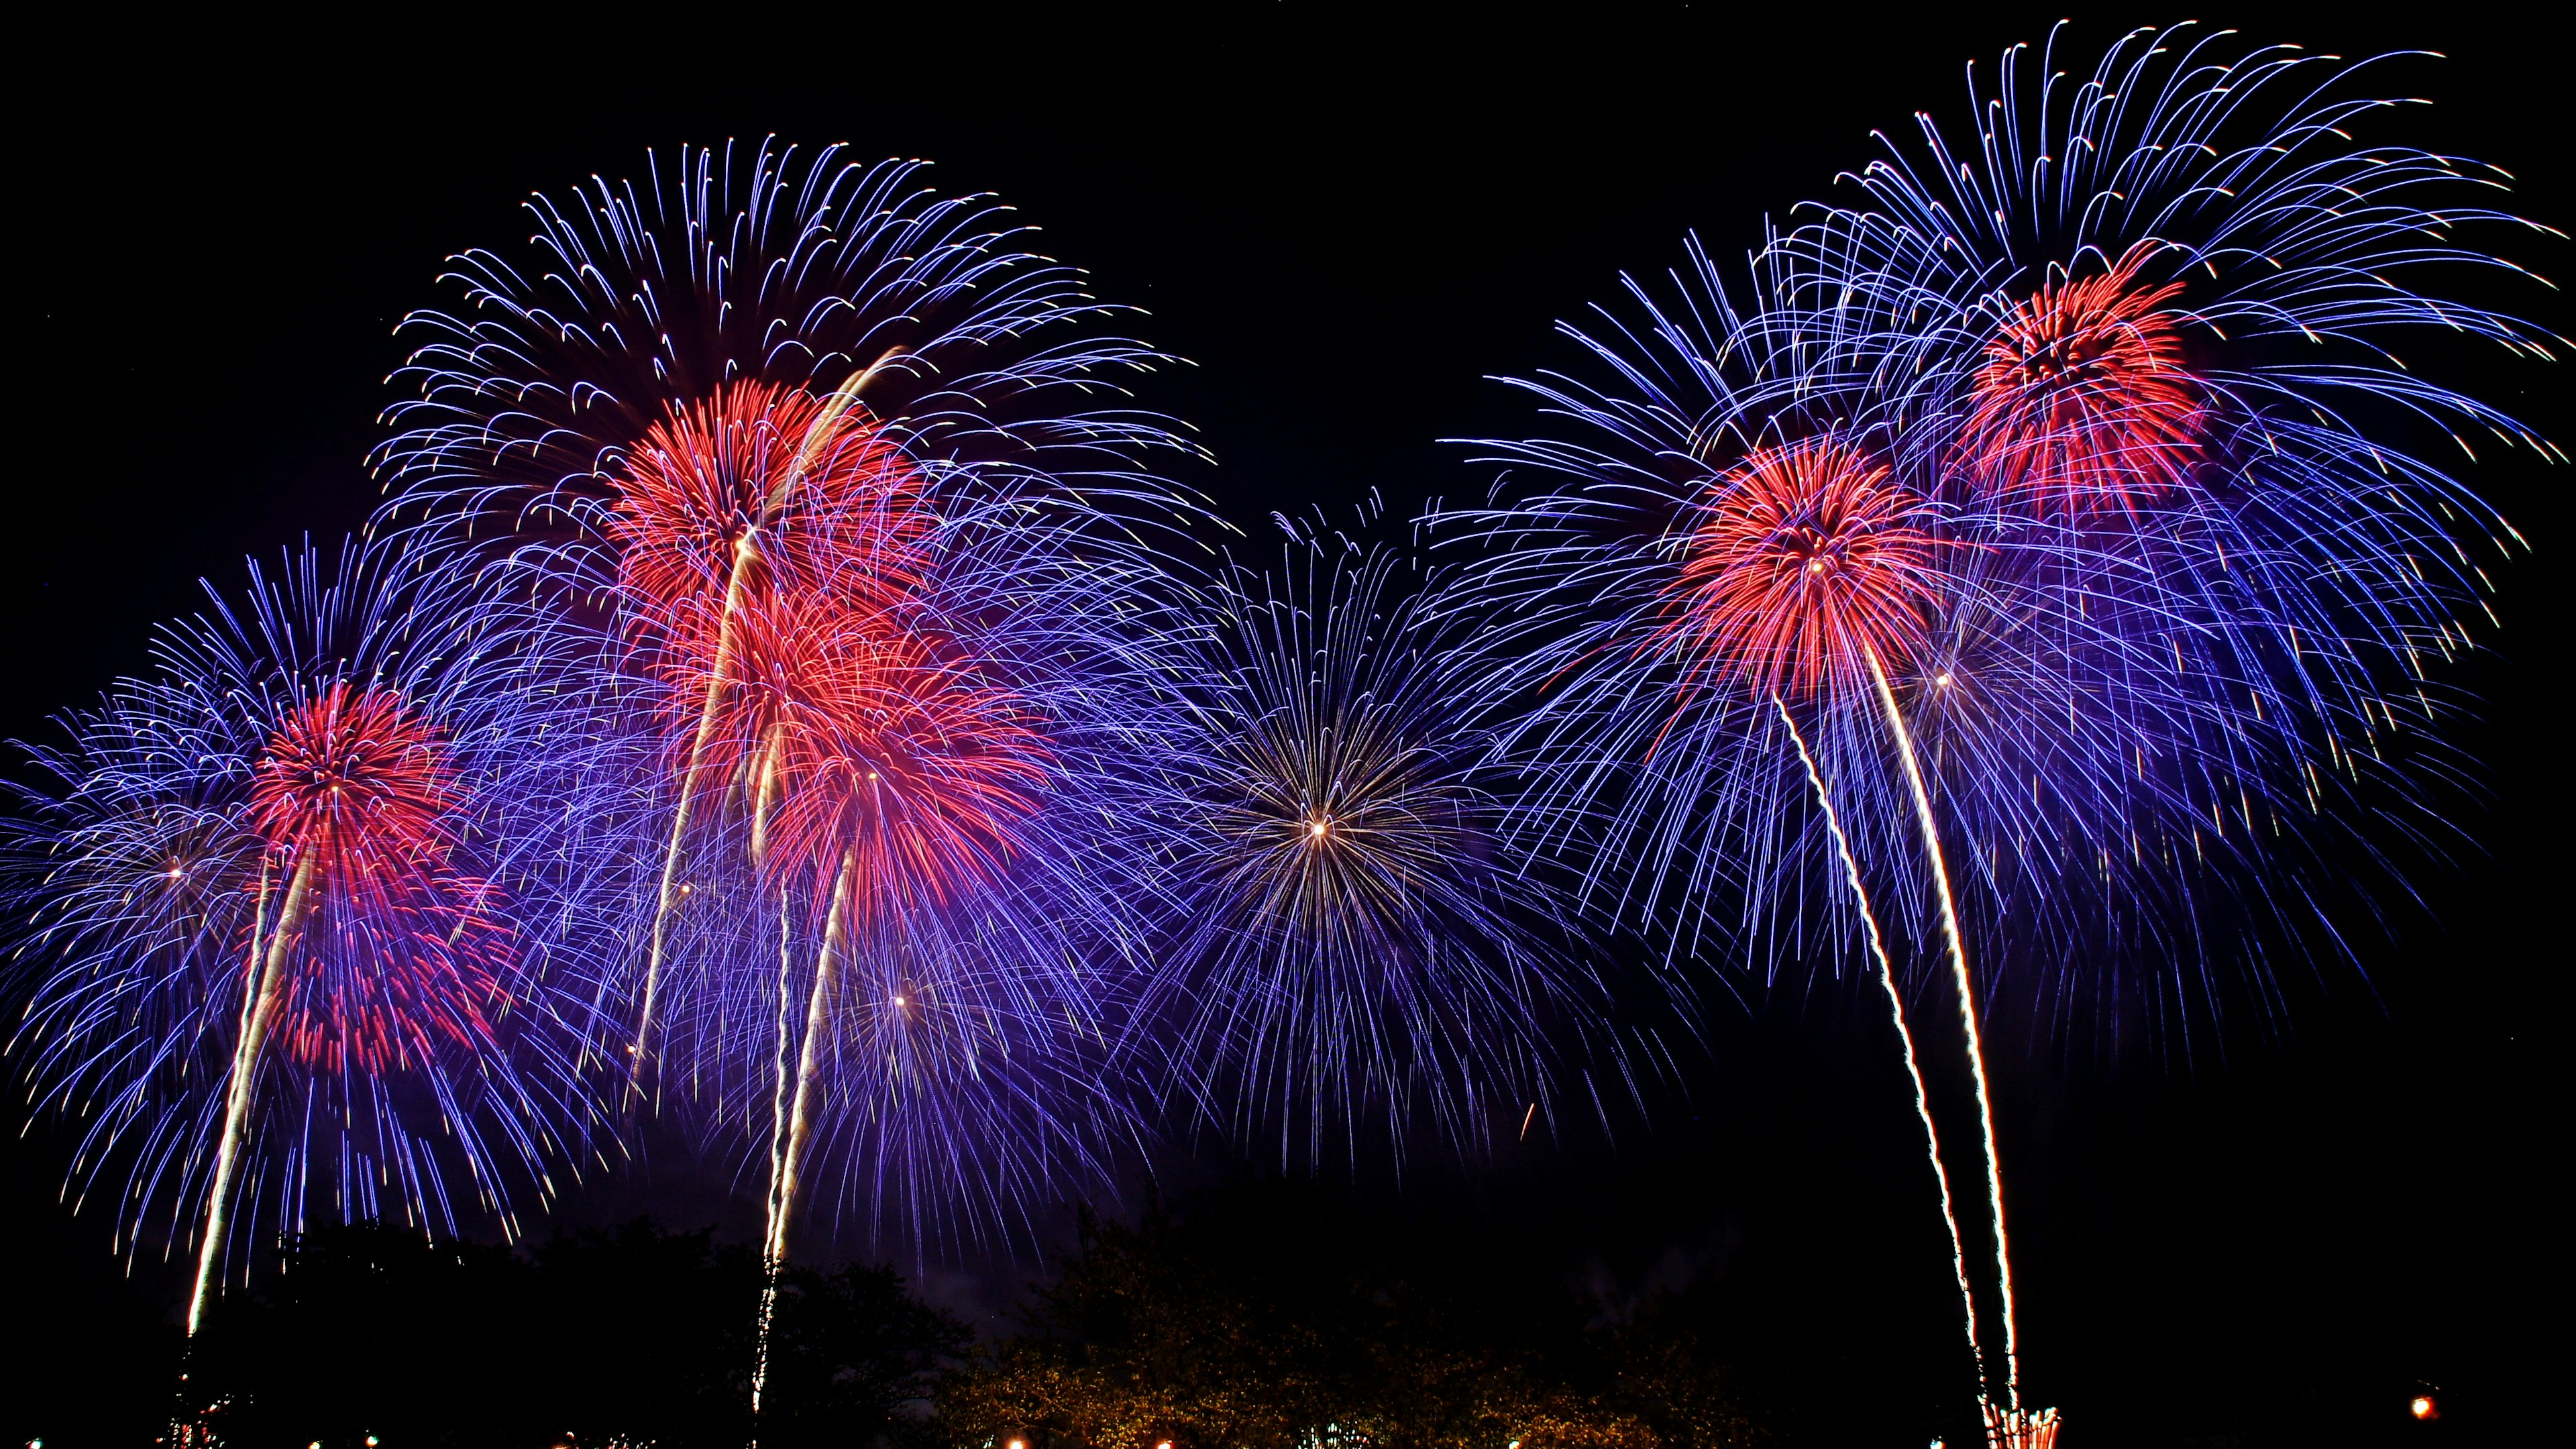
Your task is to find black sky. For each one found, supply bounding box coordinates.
[6,7,2565,1444]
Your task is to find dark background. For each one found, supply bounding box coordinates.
[5,7,2561,1444]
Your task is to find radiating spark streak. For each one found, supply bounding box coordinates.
[186,852,315,1337]
[1773,694,1982,1377]
[753,847,855,1421]
[1868,644,2018,1410]
[751,885,797,1420]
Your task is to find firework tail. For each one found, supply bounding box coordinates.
[185,852,317,1336]
[751,885,798,1423]
[753,846,857,1421]
[629,361,892,1105]
[1774,696,1983,1377]
[1867,645,2018,1410]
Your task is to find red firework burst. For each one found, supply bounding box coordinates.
[247,682,504,1071]
[697,588,1052,920]
[1662,435,1947,698]
[610,378,933,631]
[1962,243,2202,515]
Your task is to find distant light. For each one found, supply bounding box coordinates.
[368,1439,380,1447]
[168,867,184,879]
[1010,1440,1028,1449]
[1935,672,1953,688]
[1158,1441,1174,1449]
[2411,1395,2437,1420]
[892,996,907,1007]
[1309,819,1329,839]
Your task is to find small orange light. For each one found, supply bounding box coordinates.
[2410,1395,2436,1420]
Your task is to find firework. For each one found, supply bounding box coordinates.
[1138,528,1605,1170]
[372,142,1197,1103]
[1430,217,2082,1431]
[613,372,938,1102]
[1661,435,1949,700]
[1436,25,2554,1431]
[1776,20,2561,1034]
[657,502,1185,1265]
[1,539,597,1333]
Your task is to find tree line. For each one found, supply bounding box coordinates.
[154,1178,1793,1449]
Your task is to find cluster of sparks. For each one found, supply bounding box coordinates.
[0,29,2553,1444]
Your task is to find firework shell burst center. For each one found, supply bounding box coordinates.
[1963,243,2205,517]
[1662,435,1949,700]
[246,680,507,1074]
[610,378,934,633]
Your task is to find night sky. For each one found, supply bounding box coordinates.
[7,9,2563,1442]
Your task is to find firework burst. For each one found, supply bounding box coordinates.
[1138,529,1605,1171]
[1,539,598,1333]
[1774,19,2564,1036]
[1661,434,1949,701]
[372,142,1198,1110]
[1437,24,2555,1430]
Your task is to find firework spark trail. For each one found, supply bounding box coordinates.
[751,885,798,1417]
[186,853,315,1336]
[753,849,854,1419]
[1868,645,2019,1408]
[1773,695,1981,1379]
